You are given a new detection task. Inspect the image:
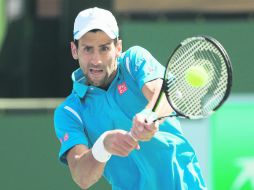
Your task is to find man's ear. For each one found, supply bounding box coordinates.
[71,41,78,60]
[116,39,122,57]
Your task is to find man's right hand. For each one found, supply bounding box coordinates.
[103,130,140,157]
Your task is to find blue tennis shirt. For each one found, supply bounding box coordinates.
[54,46,207,190]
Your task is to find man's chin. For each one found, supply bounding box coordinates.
[88,79,103,87]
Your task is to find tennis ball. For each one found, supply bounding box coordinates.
[185,66,208,87]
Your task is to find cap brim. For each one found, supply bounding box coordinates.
[74,23,117,40]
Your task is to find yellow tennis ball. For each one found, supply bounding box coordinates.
[185,66,208,87]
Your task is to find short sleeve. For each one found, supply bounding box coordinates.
[54,105,89,165]
[123,46,165,89]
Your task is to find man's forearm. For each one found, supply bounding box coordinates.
[69,150,106,189]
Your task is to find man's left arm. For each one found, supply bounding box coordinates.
[130,78,173,141]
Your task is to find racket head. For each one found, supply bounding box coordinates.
[163,36,233,119]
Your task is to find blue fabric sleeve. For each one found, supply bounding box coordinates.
[54,106,89,165]
[127,46,165,89]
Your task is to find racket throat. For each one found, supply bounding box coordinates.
[152,81,168,112]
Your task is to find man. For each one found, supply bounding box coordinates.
[54,7,207,190]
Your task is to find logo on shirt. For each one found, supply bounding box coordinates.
[59,133,69,144]
[117,82,128,95]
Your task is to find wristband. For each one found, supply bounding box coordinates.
[92,132,112,163]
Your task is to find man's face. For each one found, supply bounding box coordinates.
[71,31,122,89]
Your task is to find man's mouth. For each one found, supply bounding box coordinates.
[89,68,103,75]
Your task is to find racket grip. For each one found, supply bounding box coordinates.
[146,112,158,124]
[137,109,158,124]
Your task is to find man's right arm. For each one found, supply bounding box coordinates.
[67,144,105,189]
[66,130,139,189]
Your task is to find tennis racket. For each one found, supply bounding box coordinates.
[152,35,232,121]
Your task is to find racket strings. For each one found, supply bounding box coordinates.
[165,39,230,118]
[203,48,228,104]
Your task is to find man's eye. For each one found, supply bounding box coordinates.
[84,47,92,53]
[101,46,110,51]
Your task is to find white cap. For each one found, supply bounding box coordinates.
[73,7,119,40]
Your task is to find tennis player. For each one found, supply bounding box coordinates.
[54,7,207,190]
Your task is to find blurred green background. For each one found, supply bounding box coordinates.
[0,107,111,189]
[1,0,254,189]
[0,0,6,49]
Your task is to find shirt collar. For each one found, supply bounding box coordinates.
[72,68,88,98]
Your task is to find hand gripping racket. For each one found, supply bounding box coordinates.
[152,35,232,121]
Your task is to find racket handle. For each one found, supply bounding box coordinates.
[152,114,179,122]
[152,115,168,122]
[144,110,158,124]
